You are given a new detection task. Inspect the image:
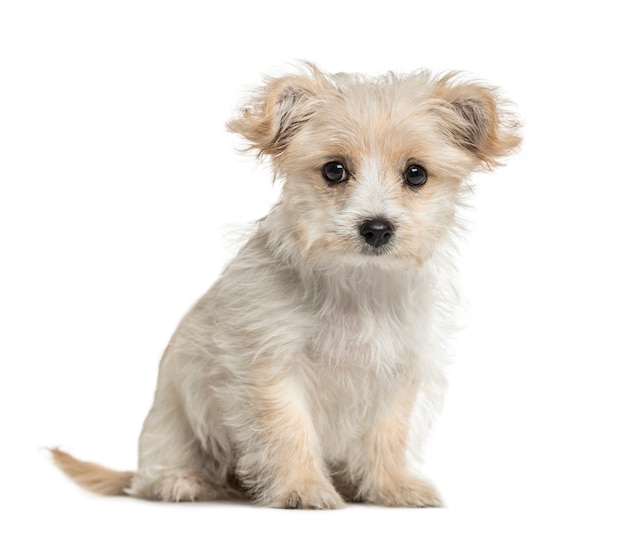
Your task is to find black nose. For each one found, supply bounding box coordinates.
[360,219,394,248]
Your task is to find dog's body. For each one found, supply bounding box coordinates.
[52,64,520,508]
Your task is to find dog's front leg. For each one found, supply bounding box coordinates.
[358,371,443,507]
[230,360,343,509]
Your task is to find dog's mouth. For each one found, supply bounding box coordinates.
[359,242,394,257]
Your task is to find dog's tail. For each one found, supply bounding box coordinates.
[50,448,134,496]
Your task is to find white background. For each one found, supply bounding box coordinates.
[1,1,625,534]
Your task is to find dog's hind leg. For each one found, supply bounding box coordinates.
[127,360,229,502]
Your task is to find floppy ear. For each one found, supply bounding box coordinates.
[227,67,327,157]
[434,75,522,168]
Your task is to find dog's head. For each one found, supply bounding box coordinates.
[228,63,521,268]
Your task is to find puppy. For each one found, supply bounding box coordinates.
[52,63,521,508]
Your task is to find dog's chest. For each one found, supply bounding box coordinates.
[309,310,403,366]
[301,298,417,457]
[305,281,417,367]
[292,274,426,457]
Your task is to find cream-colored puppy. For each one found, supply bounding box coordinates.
[52,63,521,508]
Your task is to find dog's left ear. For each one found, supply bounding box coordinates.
[228,65,327,157]
[434,75,522,168]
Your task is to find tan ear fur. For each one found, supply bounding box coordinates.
[227,65,329,157]
[434,75,522,168]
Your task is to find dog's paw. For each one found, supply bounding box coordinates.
[268,481,344,509]
[158,474,207,502]
[364,477,443,508]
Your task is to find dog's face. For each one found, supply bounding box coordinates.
[229,65,520,268]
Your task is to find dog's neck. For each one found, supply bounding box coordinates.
[304,262,420,311]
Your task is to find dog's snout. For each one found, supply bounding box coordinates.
[360,219,394,248]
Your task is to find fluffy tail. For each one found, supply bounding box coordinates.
[50,448,135,496]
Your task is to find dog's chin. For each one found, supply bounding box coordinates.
[330,243,414,270]
[359,244,394,258]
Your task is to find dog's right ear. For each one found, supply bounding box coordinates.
[228,66,326,157]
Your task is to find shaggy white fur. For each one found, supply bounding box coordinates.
[52,63,521,508]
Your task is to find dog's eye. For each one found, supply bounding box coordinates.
[404,164,428,187]
[322,161,349,183]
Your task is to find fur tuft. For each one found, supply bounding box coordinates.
[50,448,134,496]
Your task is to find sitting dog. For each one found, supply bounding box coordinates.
[52,63,521,508]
